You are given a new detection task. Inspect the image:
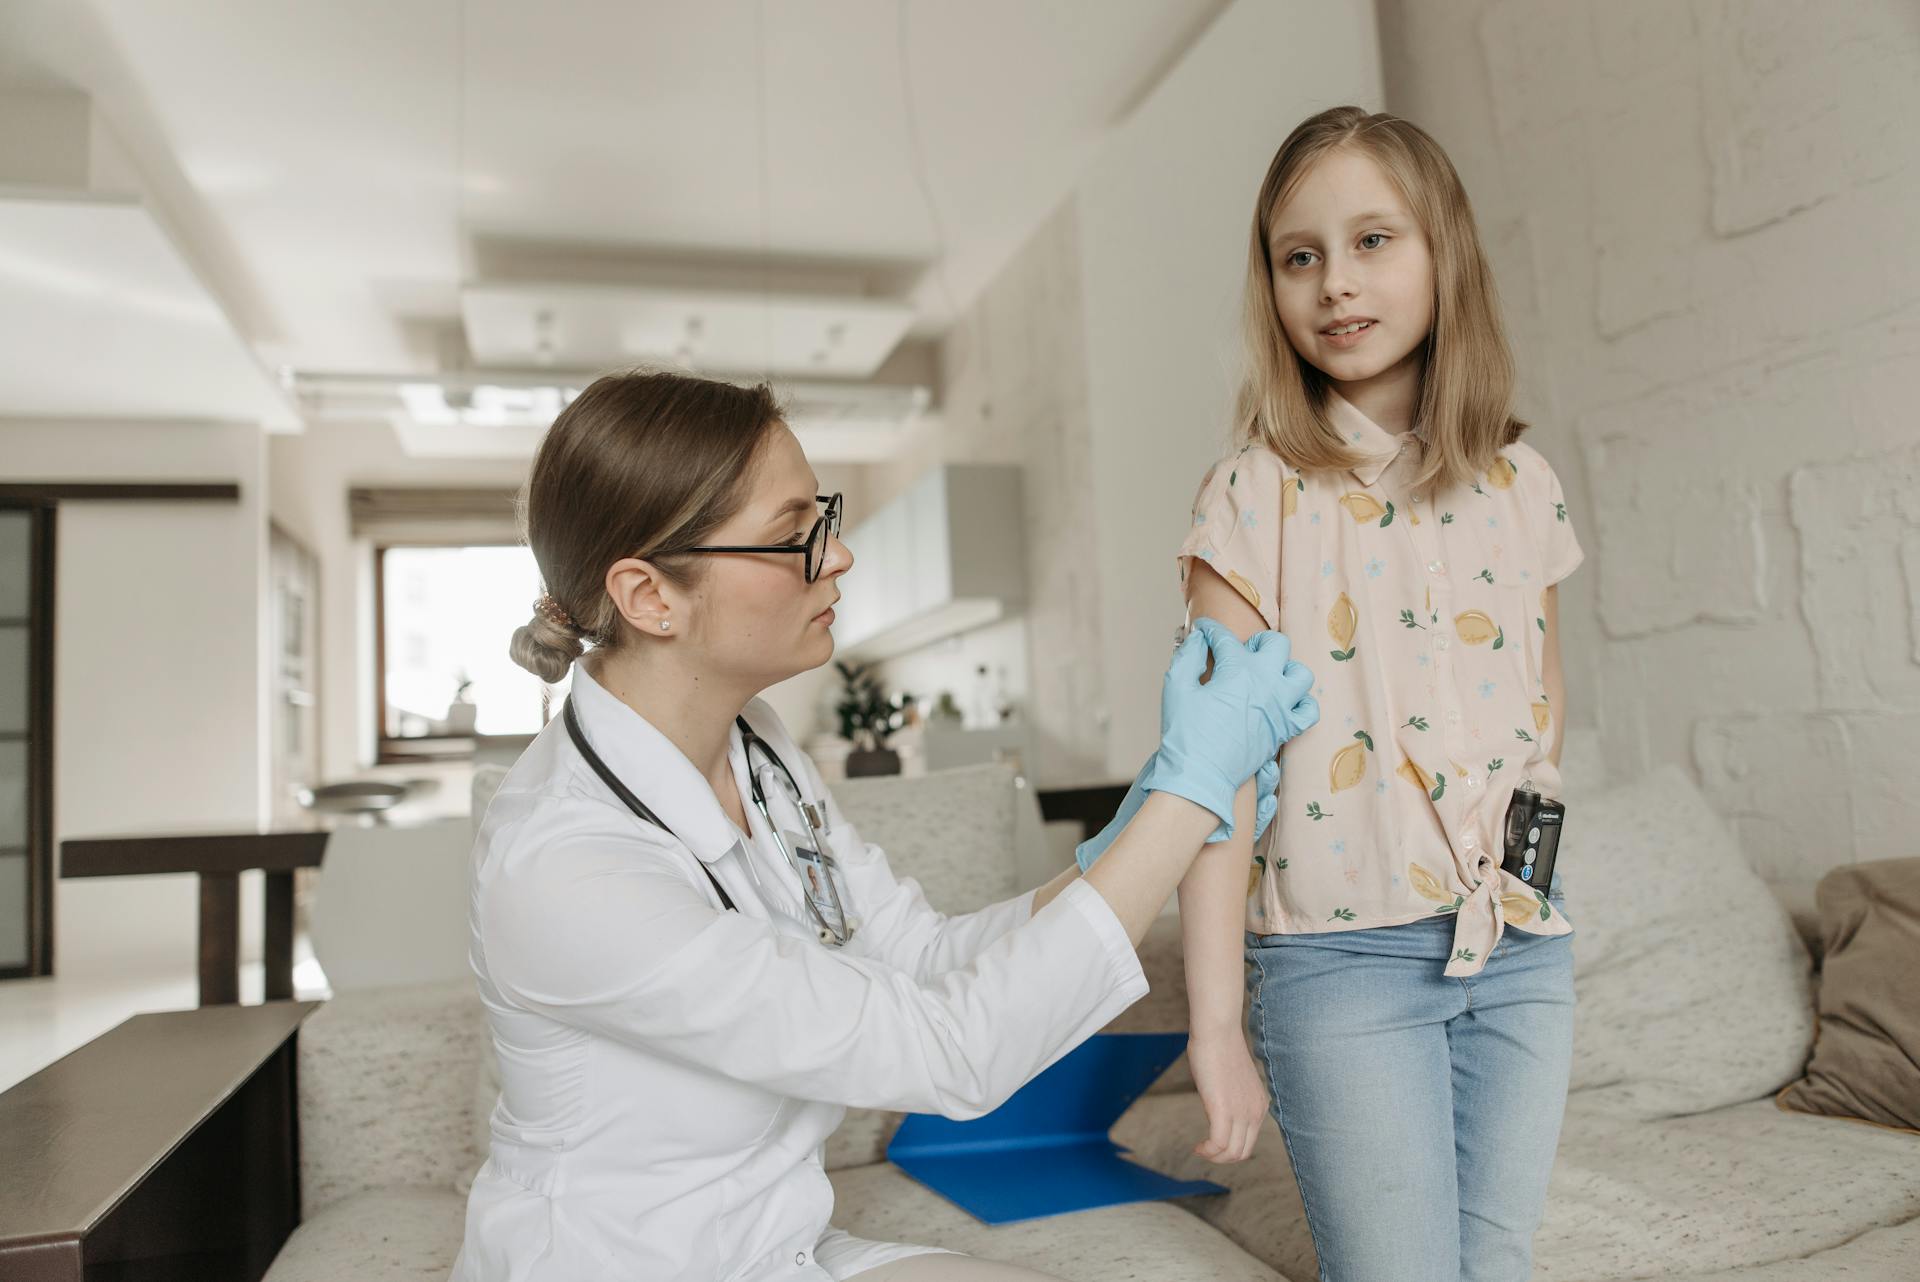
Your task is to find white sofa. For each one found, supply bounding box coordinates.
[264,747,1920,1281]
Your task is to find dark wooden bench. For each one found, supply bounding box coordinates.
[0,1001,317,1282]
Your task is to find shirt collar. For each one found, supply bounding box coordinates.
[1330,390,1421,488]
[567,662,748,865]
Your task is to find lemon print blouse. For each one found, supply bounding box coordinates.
[1178,391,1584,976]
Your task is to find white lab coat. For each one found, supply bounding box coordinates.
[450,665,1149,1282]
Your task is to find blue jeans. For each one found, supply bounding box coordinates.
[1246,905,1575,1282]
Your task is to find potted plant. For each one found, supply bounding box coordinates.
[444,671,478,734]
[835,661,909,777]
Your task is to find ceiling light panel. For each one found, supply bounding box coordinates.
[460,282,914,378]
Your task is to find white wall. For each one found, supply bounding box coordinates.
[1076,0,1384,776]
[858,0,1383,785]
[1377,0,1920,888]
[865,200,1107,785]
[2,418,268,976]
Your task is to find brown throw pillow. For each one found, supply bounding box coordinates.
[1776,858,1920,1132]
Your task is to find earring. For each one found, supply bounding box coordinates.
[659,620,670,631]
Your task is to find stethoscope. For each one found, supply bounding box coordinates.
[562,696,855,947]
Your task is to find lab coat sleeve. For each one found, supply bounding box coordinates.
[478,813,1148,1119]
[795,745,1039,983]
[827,805,1039,982]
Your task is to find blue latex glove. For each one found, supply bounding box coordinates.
[1076,754,1280,872]
[1087,618,1319,854]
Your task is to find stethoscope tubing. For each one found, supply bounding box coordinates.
[561,695,852,944]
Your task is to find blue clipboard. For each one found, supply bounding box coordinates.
[885,1032,1228,1225]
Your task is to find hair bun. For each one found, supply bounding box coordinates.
[509,612,583,684]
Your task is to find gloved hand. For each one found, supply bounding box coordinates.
[1076,755,1280,872]
[1116,618,1319,841]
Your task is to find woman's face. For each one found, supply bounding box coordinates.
[679,423,851,692]
[1267,148,1434,402]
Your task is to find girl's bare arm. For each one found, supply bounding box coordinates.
[1178,560,1276,1162]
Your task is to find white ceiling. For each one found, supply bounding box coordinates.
[0,189,297,427]
[1,0,1228,384]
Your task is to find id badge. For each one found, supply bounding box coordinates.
[784,828,848,943]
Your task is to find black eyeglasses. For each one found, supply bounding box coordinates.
[683,493,843,583]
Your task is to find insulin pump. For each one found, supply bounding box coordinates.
[1501,784,1564,889]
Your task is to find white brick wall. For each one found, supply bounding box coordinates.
[1381,0,1920,884]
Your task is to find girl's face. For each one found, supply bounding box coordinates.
[1267,149,1434,404]
[678,424,852,692]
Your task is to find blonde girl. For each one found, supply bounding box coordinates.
[1083,106,1584,1281]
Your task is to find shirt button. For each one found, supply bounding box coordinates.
[1447,711,1462,724]
[1428,560,1447,575]
[1435,635,1450,651]
[1467,775,1479,787]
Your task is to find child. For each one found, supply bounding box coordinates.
[1087,105,1584,1282]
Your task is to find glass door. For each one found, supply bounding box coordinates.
[0,501,52,978]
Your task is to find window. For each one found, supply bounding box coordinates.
[376,545,567,756]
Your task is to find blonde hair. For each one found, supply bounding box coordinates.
[1233,105,1525,494]
[508,371,783,683]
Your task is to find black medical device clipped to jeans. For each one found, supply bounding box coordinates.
[1501,784,1564,890]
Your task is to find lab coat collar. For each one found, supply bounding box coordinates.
[1332,390,1421,488]
[567,663,746,866]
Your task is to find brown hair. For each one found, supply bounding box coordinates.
[1233,105,1525,493]
[509,370,783,682]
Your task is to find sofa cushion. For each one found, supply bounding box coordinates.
[1555,726,1607,801]
[825,1101,904,1172]
[297,982,490,1217]
[1657,1218,1920,1280]
[1563,765,1814,1120]
[1111,1090,1920,1282]
[828,1161,1289,1281]
[1538,1097,1920,1279]
[262,1185,466,1282]
[307,819,477,993]
[1777,857,1920,1132]
[831,763,1020,913]
[1110,1098,1315,1282]
[265,1169,1292,1282]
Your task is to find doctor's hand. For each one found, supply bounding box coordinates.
[1076,755,1280,872]
[1137,619,1318,833]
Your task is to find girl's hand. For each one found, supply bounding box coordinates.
[1188,1028,1270,1164]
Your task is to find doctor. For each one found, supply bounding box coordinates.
[454,370,1319,1282]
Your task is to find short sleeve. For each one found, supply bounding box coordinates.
[1510,441,1584,587]
[1177,446,1289,631]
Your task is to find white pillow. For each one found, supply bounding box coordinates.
[1556,726,1606,801]
[829,763,1020,913]
[1565,765,1814,1120]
